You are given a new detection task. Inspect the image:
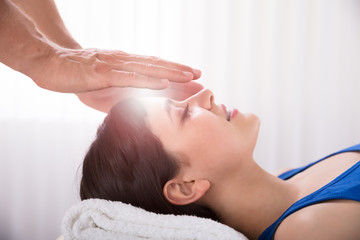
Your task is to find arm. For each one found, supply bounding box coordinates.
[10,0,81,49]
[0,0,55,81]
[1,0,202,102]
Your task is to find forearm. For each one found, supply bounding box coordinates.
[11,0,81,49]
[1,0,202,96]
[0,0,55,79]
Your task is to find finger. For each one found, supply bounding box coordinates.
[116,54,202,80]
[169,81,204,93]
[153,81,204,101]
[169,81,204,99]
[120,62,196,83]
[106,70,170,90]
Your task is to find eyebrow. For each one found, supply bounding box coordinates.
[165,99,174,123]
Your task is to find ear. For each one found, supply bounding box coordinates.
[163,179,211,205]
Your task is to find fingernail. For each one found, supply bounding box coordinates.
[184,72,193,78]
[192,69,202,77]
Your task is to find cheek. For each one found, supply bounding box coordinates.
[184,122,258,172]
[179,123,241,166]
[234,117,260,155]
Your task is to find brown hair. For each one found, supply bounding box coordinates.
[80,99,219,221]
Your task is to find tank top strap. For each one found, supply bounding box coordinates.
[258,143,360,240]
[278,143,360,180]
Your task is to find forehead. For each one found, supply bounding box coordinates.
[139,96,165,106]
[138,97,173,136]
[138,97,166,117]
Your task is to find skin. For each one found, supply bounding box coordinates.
[77,81,204,113]
[139,89,360,240]
[11,0,81,49]
[0,0,202,112]
[141,89,260,185]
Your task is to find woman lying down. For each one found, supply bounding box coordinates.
[80,89,360,240]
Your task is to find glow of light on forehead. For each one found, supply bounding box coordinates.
[165,99,174,123]
[138,97,171,122]
[138,97,174,134]
[126,88,167,99]
[121,88,174,122]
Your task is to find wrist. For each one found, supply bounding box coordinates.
[61,39,82,49]
[16,37,56,80]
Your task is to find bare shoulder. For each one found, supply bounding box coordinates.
[273,168,292,176]
[274,200,360,240]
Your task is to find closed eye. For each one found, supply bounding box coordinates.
[180,104,190,125]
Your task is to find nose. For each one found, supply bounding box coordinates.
[184,89,214,110]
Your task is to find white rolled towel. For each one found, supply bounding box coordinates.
[62,199,248,240]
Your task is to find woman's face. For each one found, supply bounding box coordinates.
[140,89,260,182]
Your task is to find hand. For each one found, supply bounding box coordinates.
[34,47,201,93]
[148,81,204,100]
[77,81,204,113]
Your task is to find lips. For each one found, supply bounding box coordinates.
[221,104,231,121]
[220,104,238,121]
[230,109,239,120]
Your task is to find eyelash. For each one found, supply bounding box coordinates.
[181,104,190,122]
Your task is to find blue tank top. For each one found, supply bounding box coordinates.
[258,143,360,240]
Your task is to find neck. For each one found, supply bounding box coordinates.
[206,160,299,240]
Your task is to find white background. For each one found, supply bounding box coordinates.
[0,0,359,239]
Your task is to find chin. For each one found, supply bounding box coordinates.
[245,113,261,127]
[250,114,261,146]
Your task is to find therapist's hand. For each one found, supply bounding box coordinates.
[77,81,204,113]
[153,81,204,100]
[35,47,201,93]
